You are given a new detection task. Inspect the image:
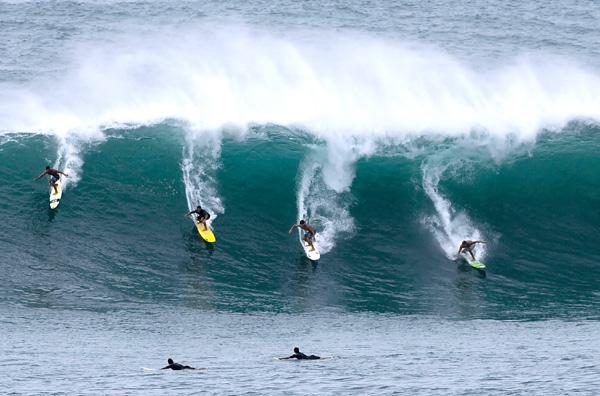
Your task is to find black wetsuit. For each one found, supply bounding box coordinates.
[194,209,210,221]
[162,362,195,370]
[47,169,61,183]
[288,352,320,360]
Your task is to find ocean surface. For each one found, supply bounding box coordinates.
[1,1,599,394]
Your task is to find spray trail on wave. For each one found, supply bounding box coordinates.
[296,145,359,254]
[53,134,87,189]
[420,150,486,260]
[181,131,224,224]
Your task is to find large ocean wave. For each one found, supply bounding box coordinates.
[0,26,599,316]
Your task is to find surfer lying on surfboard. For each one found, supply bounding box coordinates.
[288,220,317,251]
[279,347,321,360]
[161,358,204,370]
[458,240,486,260]
[186,205,211,229]
[34,165,68,194]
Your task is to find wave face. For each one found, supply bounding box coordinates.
[1,123,599,319]
[1,3,600,319]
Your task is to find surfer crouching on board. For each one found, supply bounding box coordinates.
[281,347,321,360]
[458,240,486,260]
[161,358,200,370]
[187,205,211,229]
[288,220,316,251]
[35,166,68,194]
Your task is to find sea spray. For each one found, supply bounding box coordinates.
[1,26,598,141]
[181,129,224,223]
[420,149,486,260]
[296,146,355,254]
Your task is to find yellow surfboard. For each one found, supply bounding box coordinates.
[195,221,216,243]
[49,179,63,209]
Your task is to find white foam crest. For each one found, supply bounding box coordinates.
[53,132,104,189]
[0,26,598,144]
[297,148,355,254]
[181,130,224,224]
[321,136,377,193]
[421,158,485,260]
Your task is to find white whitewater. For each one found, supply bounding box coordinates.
[181,130,224,225]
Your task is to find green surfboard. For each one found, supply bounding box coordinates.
[460,253,486,269]
[468,260,486,269]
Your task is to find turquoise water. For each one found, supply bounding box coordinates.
[1,1,600,394]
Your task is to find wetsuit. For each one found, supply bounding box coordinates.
[47,169,61,183]
[288,352,320,360]
[162,362,195,370]
[194,209,210,222]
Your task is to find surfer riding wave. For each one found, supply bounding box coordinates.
[35,165,68,194]
[289,220,317,251]
[458,240,486,261]
[186,205,211,229]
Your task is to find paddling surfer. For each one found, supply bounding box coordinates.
[161,358,201,370]
[187,205,211,229]
[35,166,68,194]
[458,240,486,260]
[280,347,321,360]
[288,220,316,251]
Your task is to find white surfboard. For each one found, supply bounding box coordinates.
[299,230,320,261]
[49,179,63,209]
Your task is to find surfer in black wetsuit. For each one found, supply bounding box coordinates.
[161,358,196,370]
[281,347,321,360]
[35,166,68,194]
[458,240,486,260]
[186,205,211,228]
[288,220,317,251]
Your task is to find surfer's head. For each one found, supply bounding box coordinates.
[196,205,202,210]
[294,347,300,353]
[45,165,50,170]
[299,220,305,225]
[168,358,174,364]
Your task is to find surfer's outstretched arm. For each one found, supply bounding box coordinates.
[34,170,48,180]
[288,224,299,234]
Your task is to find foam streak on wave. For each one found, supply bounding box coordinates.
[181,131,224,223]
[421,155,485,260]
[54,134,86,188]
[296,145,357,254]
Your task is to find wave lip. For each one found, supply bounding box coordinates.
[0,27,599,143]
